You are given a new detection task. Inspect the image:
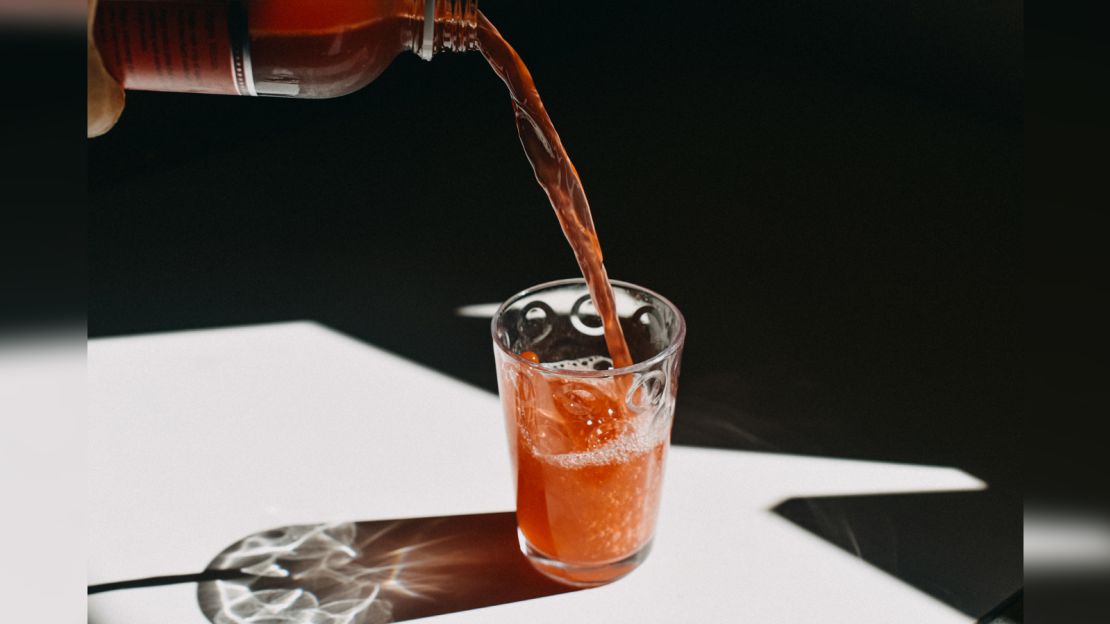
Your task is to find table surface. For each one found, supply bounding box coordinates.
[90,322,993,623]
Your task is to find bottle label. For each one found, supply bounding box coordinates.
[94,1,256,96]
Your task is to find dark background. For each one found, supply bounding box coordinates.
[88,1,1022,619]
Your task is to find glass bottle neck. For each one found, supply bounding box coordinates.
[411,0,479,60]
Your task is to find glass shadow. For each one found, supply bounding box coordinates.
[196,512,578,623]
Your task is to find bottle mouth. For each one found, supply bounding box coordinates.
[414,0,478,60]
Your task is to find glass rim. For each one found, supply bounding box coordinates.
[490,277,687,378]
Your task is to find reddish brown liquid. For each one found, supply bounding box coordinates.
[476,14,633,369]
[501,358,668,582]
[246,1,415,98]
[483,14,660,585]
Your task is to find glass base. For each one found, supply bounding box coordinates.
[518,529,653,587]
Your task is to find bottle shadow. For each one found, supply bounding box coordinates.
[195,512,578,623]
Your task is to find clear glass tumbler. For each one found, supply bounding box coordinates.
[492,278,686,586]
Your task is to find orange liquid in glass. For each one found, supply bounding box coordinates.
[505,362,668,583]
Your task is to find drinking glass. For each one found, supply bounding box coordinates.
[491,278,686,586]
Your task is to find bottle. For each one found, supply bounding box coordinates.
[92,0,479,98]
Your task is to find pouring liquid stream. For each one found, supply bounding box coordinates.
[476,13,633,369]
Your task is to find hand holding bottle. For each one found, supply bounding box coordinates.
[87,0,125,137]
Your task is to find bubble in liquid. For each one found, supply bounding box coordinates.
[553,381,628,451]
[543,355,614,371]
[529,410,574,455]
[553,382,605,418]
